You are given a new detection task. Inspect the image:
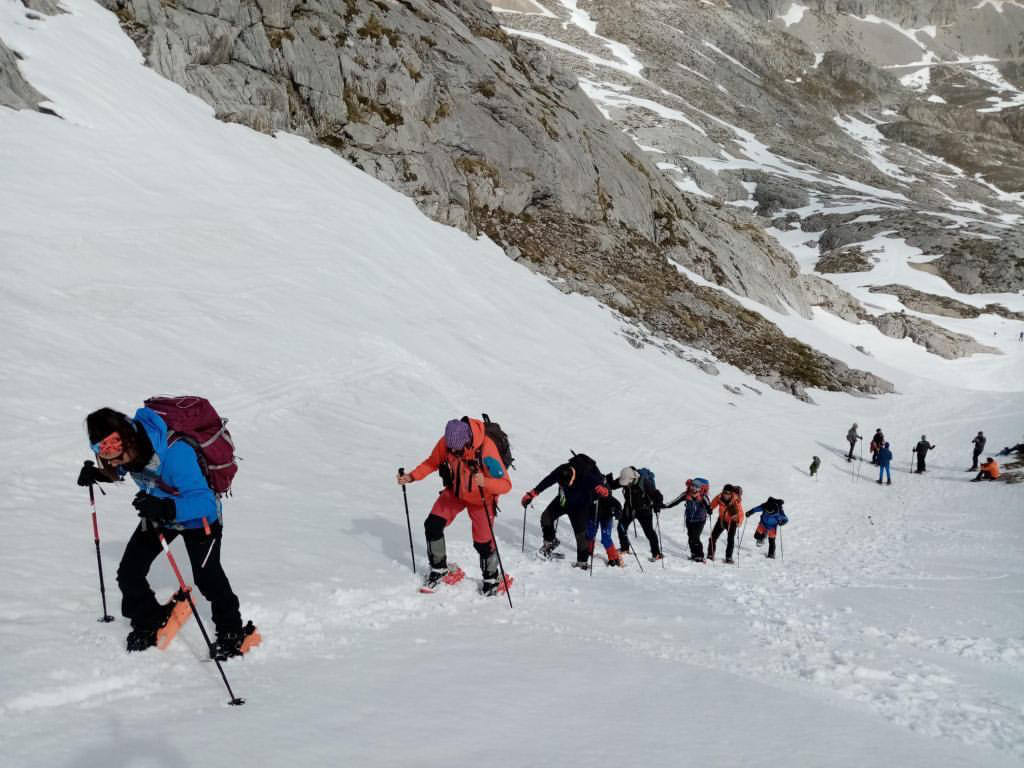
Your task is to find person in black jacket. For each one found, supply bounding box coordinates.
[609,466,664,561]
[970,431,986,471]
[664,477,711,561]
[914,436,936,473]
[521,453,613,568]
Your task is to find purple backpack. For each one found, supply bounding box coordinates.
[144,395,237,497]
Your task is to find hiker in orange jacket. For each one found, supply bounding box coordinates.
[398,418,511,594]
[972,458,1000,482]
[707,484,744,563]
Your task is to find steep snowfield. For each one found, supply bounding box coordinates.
[1,3,1023,766]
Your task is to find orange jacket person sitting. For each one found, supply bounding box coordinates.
[971,458,1000,482]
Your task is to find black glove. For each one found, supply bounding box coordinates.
[132,493,176,525]
[77,460,113,487]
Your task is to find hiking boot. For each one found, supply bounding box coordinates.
[649,553,664,562]
[538,540,560,559]
[571,561,590,571]
[211,621,258,661]
[126,627,159,652]
[422,568,449,590]
[125,599,175,652]
[765,552,776,559]
[480,578,500,597]
[755,537,764,547]
[607,557,623,567]
[724,557,735,564]
[876,480,883,484]
[886,480,892,485]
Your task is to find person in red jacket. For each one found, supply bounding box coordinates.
[397,418,511,594]
[706,484,744,563]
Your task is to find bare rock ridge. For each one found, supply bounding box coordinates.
[0,38,45,112]
[91,0,891,398]
[500,0,1022,299]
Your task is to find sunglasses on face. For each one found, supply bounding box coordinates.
[92,432,125,462]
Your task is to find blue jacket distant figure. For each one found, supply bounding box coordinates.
[748,498,788,559]
[877,442,893,485]
[665,477,711,561]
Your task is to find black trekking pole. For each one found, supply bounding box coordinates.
[479,488,512,609]
[737,517,748,567]
[589,501,597,577]
[398,467,416,574]
[86,471,115,623]
[629,538,644,572]
[158,533,244,706]
[655,510,665,568]
[521,503,528,553]
[778,527,784,562]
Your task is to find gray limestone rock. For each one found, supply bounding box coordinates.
[0,39,47,112]
[869,284,1024,320]
[799,274,863,322]
[869,311,1001,358]
[95,0,893,396]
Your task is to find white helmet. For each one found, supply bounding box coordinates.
[618,467,638,486]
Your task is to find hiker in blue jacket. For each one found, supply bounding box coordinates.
[749,498,788,559]
[77,406,248,657]
[877,441,893,485]
[664,477,711,561]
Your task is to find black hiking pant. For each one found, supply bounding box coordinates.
[685,520,705,560]
[707,519,737,560]
[971,450,982,470]
[973,470,997,481]
[915,453,927,473]
[847,440,856,460]
[617,506,661,557]
[540,498,592,562]
[117,520,241,634]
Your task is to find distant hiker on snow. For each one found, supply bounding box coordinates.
[970,431,986,471]
[997,437,1024,456]
[876,442,893,485]
[664,477,712,562]
[398,417,511,595]
[972,458,1000,482]
[521,453,616,569]
[913,436,936,474]
[706,484,744,563]
[78,403,253,658]
[609,466,663,562]
[809,456,821,477]
[870,429,885,465]
[846,423,861,461]
[749,498,787,559]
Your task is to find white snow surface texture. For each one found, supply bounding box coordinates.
[1,3,1023,767]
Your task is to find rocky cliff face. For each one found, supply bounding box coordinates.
[491,0,1021,367]
[83,0,892,398]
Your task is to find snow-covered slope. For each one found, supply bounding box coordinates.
[1,3,1023,766]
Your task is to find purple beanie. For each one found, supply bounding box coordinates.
[444,419,472,452]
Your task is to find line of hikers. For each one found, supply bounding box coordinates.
[398,416,788,592]
[844,425,1002,484]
